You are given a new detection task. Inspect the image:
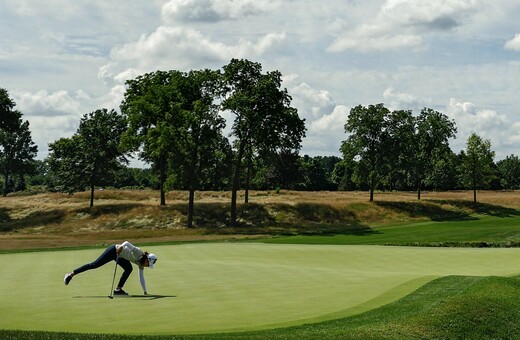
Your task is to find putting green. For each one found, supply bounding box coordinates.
[1,243,520,335]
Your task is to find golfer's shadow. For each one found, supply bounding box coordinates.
[128,294,176,300]
[73,294,176,300]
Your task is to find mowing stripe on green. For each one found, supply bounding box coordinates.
[1,244,519,335]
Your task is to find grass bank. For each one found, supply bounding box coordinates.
[3,190,520,250]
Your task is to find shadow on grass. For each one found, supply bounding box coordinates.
[0,204,146,232]
[374,201,475,222]
[76,204,145,217]
[0,207,9,224]
[374,199,520,223]
[427,199,520,218]
[73,294,176,300]
[200,202,379,237]
[0,209,67,232]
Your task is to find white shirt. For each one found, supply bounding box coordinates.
[116,241,147,293]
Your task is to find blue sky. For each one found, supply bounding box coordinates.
[2,0,520,167]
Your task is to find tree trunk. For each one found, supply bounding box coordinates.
[231,141,246,227]
[473,175,477,205]
[369,175,374,202]
[3,172,8,197]
[90,185,95,208]
[245,155,252,204]
[187,189,195,228]
[159,157,166,206]
[187,153,198,228]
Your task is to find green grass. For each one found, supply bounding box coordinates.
[209,275,520,339]
[3,275,520,339]
[262,213,520,246]
[1,243,520,337]
[4,195,520,338]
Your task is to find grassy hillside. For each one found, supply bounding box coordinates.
[215,275,520,339]
[2,189,520,250]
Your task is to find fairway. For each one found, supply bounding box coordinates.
[2,243,520,335]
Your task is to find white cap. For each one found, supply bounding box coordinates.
[147,253,157,269]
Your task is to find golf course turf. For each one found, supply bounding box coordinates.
[2,243,520,336]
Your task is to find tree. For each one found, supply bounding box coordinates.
[459,133,495,204]
[0,88,21,130]
[47,135,86,193]
[332,159,358,191]
[198,133,233,191]
[385,109,415,191]
[497,155,520,190]
[26,160,48,187]
[253,149,303,190]
[318,156,342,190]
[167,69,225,228]
[341,104,391,202]
[426,148,459,191]
[0,88,38,196]
[47,109,127,207]
[221,59,306,226]
[299,155,329,190]
[120,70,186,206]
[411,108,457,199]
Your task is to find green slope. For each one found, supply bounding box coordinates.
[263,213,520,246]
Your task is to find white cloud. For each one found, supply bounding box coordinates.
[446,98,520,158]
[382,0,480,30]
[383,87,431,111]
[285,75,336,120]
[310,105,349,134]
[505,33,520,51]
[282,75,347,156]
[12,90,89,116]
[302,105,349,156]
[328,0,481,52]
[161,0,277,22]
[12,87,131,158]
[328,30,423,53]
[98,84,126,114]
[109,26,286,72]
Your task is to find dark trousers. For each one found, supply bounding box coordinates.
[73,244,133,288]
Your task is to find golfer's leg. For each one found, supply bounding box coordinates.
[116,258,133,288]
[73,245,117,275]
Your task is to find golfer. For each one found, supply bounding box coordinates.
[64,241,157,296]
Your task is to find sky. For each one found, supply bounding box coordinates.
[2,0,520,167]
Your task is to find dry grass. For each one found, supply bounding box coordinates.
[1,189,519,250]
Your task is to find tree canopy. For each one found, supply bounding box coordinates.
[342,104,391,202]
[459,132,496,204]
[222,59,306,225]
[0,88,38,196]
[47,108,127,206]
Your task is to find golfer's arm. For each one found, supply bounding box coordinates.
[139,268,147,293]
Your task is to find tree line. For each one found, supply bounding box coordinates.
[2,59,520,227]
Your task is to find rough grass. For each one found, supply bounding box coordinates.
[2,189,520,250]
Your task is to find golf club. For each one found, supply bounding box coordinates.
[108,256,119,299]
